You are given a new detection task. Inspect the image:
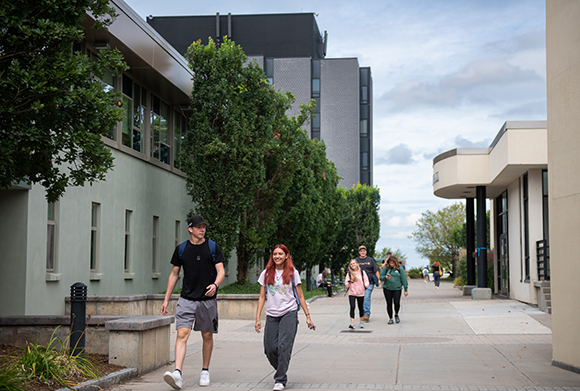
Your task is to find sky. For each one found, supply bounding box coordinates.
[126,0,547,268]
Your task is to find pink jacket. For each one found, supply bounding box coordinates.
[345,269,369,296]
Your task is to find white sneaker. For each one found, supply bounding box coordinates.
[163,370,183,389]
[348,323,355,329]
[359,322,364,329]
[273,383,285,390]
[199,370,210,386]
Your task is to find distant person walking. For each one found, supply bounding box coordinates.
[255,244,315,391]
[316,269,333,297]
[379,256,408,324]
[355,245,379,322]
[432,261,443,289]
[345,259,369,329]
[161,215,226,389]
[422,266,429,283]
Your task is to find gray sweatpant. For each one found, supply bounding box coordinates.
[263,310,299,384]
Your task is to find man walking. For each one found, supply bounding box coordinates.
[161,215,226,389]
[355,245,379,322]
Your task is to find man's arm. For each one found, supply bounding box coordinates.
[161,265,181,315]
[205,262,225,297]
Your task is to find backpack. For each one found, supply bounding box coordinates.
[178,239,217,278]
[265,270,301,311]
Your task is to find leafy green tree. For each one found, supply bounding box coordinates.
[0,0,128,202]
[410,202,465,274]
[329,184,381,272]
[376,247,407,261]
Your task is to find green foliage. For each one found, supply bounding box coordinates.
[183,37,345,283]
[15,327,99,390]
[220,280,341,300]
[328,184,381,271]
[410,202,465,272]
[0,362,26,391]
[449,210,491,249]
[407,267,423,279]
[375,247,407,261]
[0,0,128,202]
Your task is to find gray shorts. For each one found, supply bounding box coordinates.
[175,297,219,333]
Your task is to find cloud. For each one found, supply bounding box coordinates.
[376,144,415,165]
[381,59,542,112]
[491,100,547,120]
[453,135,490,148]
[387,213,421,228]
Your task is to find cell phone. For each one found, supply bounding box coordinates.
[308,324,316,331]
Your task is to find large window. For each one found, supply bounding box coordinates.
[151,95,170,164]
[90,203,100,272]
[122,75,146,153]
[175,221,181,249]
[173,111,187,170]
[88,48,116,140]
[523,173,530,281]
[265,58,274,85]
[46,202,57,272]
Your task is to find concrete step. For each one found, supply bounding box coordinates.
[542,287,551,294]
[547,307,552,314]
[545,294,551,301]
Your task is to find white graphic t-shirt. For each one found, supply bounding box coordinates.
[258,268,301,317]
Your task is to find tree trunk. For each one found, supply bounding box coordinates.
[236,231,250,284]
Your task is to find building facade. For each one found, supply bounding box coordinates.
[147,13,373,188]
[0,0,240,316]
[432,121,549,306]
[546,0,580,374]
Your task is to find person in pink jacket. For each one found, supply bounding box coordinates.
[345,259,369,329]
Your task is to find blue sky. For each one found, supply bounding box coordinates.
[125,0,547,268]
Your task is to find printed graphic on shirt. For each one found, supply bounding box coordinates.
[267,276,290,296]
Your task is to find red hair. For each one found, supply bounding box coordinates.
[265,244,295,286]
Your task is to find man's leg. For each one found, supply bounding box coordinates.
[363,283,374,318]
[175,327,192,371]
[201,331,213,369]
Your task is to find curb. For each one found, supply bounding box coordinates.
[55,367,138,391]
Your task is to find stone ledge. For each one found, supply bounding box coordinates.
[105,315,174,331]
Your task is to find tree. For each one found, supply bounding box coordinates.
[376,247,407,261]
[0,0,128,202]
[329,184,381,272]
[183,37,320,283]
[410,202,465,274]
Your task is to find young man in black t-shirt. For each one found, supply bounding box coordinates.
[161,215,225,389]
[355,245,379,322]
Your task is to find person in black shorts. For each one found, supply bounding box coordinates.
[161,215,226,389]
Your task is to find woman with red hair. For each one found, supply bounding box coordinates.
[255,244,315,391]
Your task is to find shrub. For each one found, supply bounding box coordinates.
[407,267,422,279]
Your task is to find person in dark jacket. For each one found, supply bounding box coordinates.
[432,261,443,289]
[379,256,408,324]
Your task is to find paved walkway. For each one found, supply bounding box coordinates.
[107,280,580,391]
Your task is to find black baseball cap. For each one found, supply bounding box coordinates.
[188,215,209,227]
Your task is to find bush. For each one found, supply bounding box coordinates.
[407,267,422,279]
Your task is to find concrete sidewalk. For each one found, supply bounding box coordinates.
[107,279,580,391]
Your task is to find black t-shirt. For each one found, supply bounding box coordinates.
[170,239,225,301]
[356,256,378,284]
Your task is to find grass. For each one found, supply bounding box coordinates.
[0,327,101,391]
[219,280,343,301]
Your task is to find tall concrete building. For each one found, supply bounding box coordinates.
[147,13,373,188]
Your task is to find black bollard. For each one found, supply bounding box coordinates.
[70,282,87,356]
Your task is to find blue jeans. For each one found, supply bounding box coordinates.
[363,283,374,317]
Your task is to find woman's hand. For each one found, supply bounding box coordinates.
[404,291,409,297]
[306,316,316,331]
[255,319,261,333]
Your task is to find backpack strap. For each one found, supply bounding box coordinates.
[178,239,216,262]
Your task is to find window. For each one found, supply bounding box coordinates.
[312,79,320,97]
[151,95,170,164]
[360,86,368,103]
[88,48,116,140]
[124,210,131,272]
[174,111,187,170]
[523,173,530,281]
[175,220,181,249]
[90,203,100,271]
[265,58,274,85]
[121,75,146,152]
[152,216,159,273]
[360,119,368,137]
[47,202,57,272]
[361,152,369,169]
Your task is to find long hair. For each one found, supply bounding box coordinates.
[387,256,400,269]
[348,259,361,282]
[265,244,295,286]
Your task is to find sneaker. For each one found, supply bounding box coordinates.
[348,323,355,329]
[359,322,364,329]
[362,315,370,322]
[199,370,210,387]
[273,383,285,391]
[388,319,394,325]
[163,370,183,389]
[395,315,400,324]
